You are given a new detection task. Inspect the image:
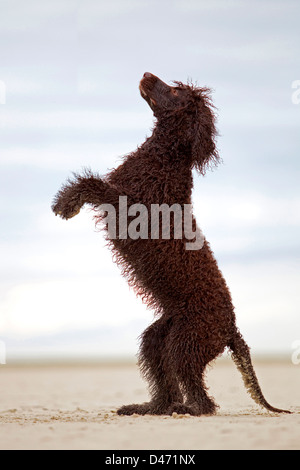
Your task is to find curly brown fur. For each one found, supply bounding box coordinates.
[52,72,290,415]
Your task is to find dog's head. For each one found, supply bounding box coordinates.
[139,72,220,174]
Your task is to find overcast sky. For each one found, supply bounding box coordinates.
[0,0,299,361]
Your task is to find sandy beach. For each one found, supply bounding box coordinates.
[0,357,299,450]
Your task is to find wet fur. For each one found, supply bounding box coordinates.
[52,73,290,415]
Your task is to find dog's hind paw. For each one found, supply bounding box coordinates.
[166,402,199,416]
[117,403,152,416]
[167,400,217,416]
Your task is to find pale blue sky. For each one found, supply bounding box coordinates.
[0,0,299,360]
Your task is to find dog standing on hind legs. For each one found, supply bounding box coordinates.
[52,72,291,416]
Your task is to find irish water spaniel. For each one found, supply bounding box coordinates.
[52,72,290,415]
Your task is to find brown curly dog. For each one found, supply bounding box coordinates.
[52,72,290,415]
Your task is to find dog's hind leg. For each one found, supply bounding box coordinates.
[117,317,183,415]
[166,315,221,416]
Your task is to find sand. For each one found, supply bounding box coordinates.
[0,358,299,450]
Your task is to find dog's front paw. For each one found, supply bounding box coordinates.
[53,204,81,219]
[55,205,81,220]
[52,197,82,220]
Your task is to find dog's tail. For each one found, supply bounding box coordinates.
[228,328,291,414]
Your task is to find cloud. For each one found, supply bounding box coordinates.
[0,0,75,34]
[0,0,299,359]
[1,109,150,131]
[0,142,138,171]
[0,277,150,337]
[1,257,297,356]
[193,189,300,230]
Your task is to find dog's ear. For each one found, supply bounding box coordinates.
[190,88,220,175]
[191,118,218,175]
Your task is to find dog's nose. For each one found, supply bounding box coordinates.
[143,72,152,78]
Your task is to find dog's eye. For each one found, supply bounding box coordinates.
[170,88,179,96]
